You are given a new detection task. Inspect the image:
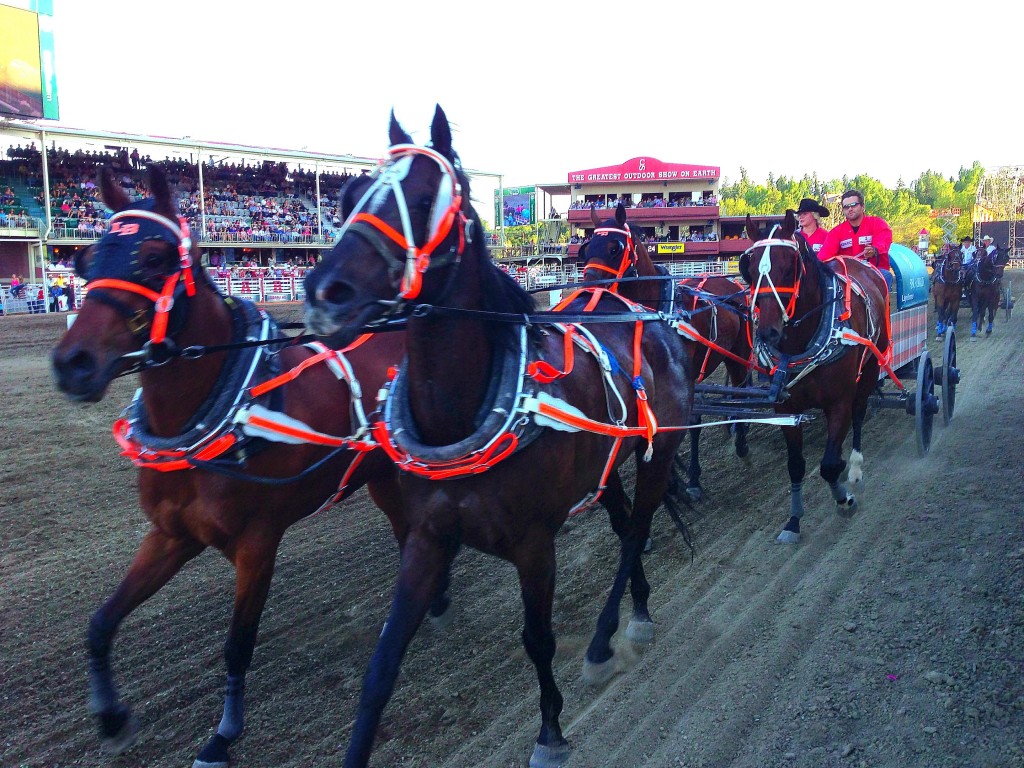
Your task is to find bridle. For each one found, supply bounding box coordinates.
[333,144,470,312]
[81,208,197,365]
[744,225,805,324]
[583,223,637,292]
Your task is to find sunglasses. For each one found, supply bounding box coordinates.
[841,202,861,210]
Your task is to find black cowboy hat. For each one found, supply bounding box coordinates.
[795,198,830,217]
[960,236,973,242]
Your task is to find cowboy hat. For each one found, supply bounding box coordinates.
[794,198,830,217]
[982,234,993,241]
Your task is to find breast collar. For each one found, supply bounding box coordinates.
[113,298,281,469]
[755,271,871,389]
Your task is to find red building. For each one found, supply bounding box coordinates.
[539,156,782,267]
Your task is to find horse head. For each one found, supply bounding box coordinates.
[738,210,817,349]
[51,165,212,401]
[305,105,481,346]
[580,203,642,289]
[940,247,964,282]
[993,245,1011,277]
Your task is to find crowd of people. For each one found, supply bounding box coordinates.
[1,141,362,244]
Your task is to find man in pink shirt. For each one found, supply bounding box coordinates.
[818,189,894,290]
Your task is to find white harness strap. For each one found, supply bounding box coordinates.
[749,227,802,323]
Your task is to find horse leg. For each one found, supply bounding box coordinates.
[685,422,704,501]
[971,294,980,339]
[727,363,751,460]
[345,529,452,768]
[776,425,806,544]
[936,300,946,338]
[584,444,673,684]
[986,297,995,334]
[88,529,204,754]
[847,383,870,486]
[372,476,455,630]
[194,530,287,768]
[514,534,570,768]
[820,406,856,517]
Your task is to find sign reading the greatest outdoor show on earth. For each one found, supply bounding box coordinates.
[568,157,720,184]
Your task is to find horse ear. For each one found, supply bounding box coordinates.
[147,164,172,213]
[615,203,627,227]
[744,215,759,241]
[782,210,797,238]
[99,166,130,212]
[389,109,413,146]
[429,104,452,156]
[738,252,752,285]
[590,204,601,227]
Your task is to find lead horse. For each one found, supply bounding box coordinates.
[969,245,1009,338]
[304,106,693,768]
[580,203,753,500]
[51,166,413,768]
[740,211,890,543]
[932,246,964,338]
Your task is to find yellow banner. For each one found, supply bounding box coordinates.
[655,243,686,254]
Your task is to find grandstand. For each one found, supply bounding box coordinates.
[1,120,513,312]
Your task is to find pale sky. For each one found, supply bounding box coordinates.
[39,0,1021,212]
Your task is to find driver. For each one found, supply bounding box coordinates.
[818,189,894,290]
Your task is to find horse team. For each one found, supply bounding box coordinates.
[931,239,1011,340]
[51,106,1004,767]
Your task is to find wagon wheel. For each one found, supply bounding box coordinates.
[941,329,957,426]
[914,352,936,457]
[1004,281,1013,322]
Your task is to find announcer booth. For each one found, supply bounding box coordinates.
[888,244,930,371]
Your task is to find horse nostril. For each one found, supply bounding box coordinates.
[757,326,782,346]
[53,347,97,387]
[321,280,354,307]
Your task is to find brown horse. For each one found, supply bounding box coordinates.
[304,106,693,768]
[739,211,890,543]
[932,246,964,338]
[969,245,1009,338]
[50,166,414,768]
[580,203,753,500]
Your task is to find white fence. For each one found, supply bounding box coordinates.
[3,259,736,317]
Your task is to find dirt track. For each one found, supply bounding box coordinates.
[1,281,1021,768]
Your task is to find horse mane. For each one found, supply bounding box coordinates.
[458,169,537,349]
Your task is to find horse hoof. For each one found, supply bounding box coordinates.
[193,733,232,768]
[529,739,571,768]
[582,655,617,687]
[686,486,702,502]
[99,712,139,755]
[837,495,858,518]
[428,603,456,632]
[970,336,978,342]
[625,618,655,646]
[776,530,800,545]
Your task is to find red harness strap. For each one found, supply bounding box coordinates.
[676,277,754,382]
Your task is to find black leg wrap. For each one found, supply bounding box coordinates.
[97,703,131,739]
[195,733,232,767]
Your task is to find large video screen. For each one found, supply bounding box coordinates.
[494,186,536,227]
[0,3,58,119]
